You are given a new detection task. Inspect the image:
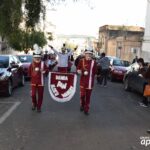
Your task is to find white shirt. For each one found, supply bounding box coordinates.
[52,49,73,67]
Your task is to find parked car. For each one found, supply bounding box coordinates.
[0,55,25,96]
[123,62,148,94]
[17,55,32,78]
[107,57,128,81]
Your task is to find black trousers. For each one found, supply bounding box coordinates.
[97,69,109,85]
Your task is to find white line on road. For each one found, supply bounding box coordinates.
[0,102,21,125]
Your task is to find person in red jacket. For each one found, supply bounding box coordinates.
[28,44,48,112]
[77,48,97,115]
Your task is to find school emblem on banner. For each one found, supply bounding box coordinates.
[48,72,77,102]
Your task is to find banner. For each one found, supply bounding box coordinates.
[48,72,77,102]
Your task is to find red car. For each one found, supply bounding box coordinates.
[17,55,33,79]
[109,58,129,81]
[0,55,25,96]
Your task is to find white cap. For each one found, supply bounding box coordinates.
[33,44,42,57]
[84,47,93,54]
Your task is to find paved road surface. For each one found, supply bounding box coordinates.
[0,78,150,150]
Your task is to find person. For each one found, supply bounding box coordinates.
[97,52,110,87]
[47,53,57,71]
[146,65,150,134]
[132,56,138,64]
[77,48,97,115]
[74,53,84,68]
[49,44,73,73]
[28,44,48,112]
[137,58,149,107]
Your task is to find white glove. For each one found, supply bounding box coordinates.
[77,70,81,74]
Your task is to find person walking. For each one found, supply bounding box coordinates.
[77,48,97,115]
[97,52,110,87]
[132,56,138,64]
[28,44,48,112]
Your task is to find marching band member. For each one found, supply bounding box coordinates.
[28,44,48,112]
[49,44,73,73]
[77,48,97,115]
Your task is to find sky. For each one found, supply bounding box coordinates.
[45,0,147,37]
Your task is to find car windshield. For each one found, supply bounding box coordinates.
[113,59,124,66]
[0,56,9,68]
[18,55,32,63]
[122,60,130,67]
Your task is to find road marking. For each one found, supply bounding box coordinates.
[0,102,21,125]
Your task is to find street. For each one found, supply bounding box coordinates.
[0,78,150,150]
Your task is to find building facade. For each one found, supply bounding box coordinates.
[142,0,150,62]
[98,25,144,61]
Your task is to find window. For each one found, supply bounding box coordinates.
[0,56,9,68]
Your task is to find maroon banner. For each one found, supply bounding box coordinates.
[48,72,77,102]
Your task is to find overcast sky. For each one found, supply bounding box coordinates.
[46,0,147,37]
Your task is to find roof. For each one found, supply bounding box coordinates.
[99,25,144,32]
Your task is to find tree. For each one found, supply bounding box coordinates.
[25,0,42,29]
[29,31,47,48]
[8,30,47,51]
[0,0,22,38]
[0,0,87,51]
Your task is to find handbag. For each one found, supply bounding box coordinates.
[143,84,150,96]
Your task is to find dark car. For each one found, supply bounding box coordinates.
[17,55,32,78]
[123,62,148,94]
[108,57,128,81]
[0,55,24,96]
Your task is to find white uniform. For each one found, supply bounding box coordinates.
[52,49,73,67]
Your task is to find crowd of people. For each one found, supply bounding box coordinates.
[28,43,150,119]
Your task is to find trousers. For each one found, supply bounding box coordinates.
[80,87,92,112]
[31,85,44,109]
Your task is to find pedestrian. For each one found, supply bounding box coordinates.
[97,52,110,87]
[137,58,149,107]
[49,44,73,73]
[47,53,57,71]
[28,44,48,112]
[77,48,97,115]
[74,53,84,68]
[132,56,138,64]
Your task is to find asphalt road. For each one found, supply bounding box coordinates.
[0,78,150,150]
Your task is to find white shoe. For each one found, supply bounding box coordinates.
[139,102,148,108]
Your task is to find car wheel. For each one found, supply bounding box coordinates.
[19,75,25,86]
[6,80,13,96]
[124,78,131,91]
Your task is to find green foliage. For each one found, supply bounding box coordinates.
[0,0,22,37]
[25,0,42,29]
[8,30,24,51]
[30,31,47,47]
[0,0,82,51]
[8,30,47,51]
